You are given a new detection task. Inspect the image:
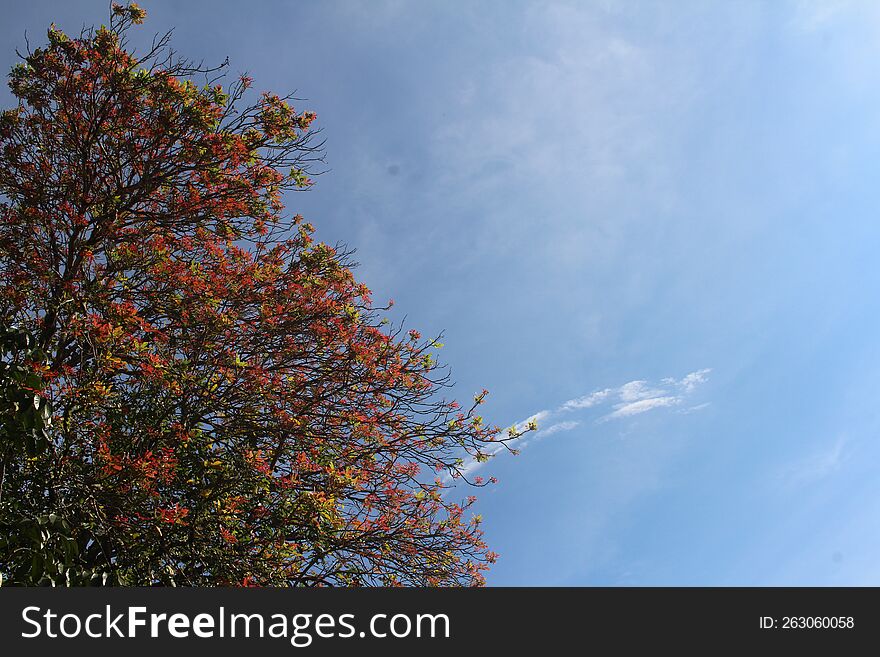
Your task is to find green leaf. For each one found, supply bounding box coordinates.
[30,555,43,581]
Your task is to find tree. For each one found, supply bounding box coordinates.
[0,4,528,586]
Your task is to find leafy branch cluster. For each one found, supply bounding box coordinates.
[0,4,531,586]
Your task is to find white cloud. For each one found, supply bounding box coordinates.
[597,369,711,421]
[540,420,581,437]
[446,368,710,486]
[603,396,680,420]
[618,380,666,402]
[543,368,712,429]
[677,368,712,393]
[521,420,582,447]
[560,369,712,423]
[560,388,613,411]
[678,402,711,415]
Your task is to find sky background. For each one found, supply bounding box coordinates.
[3,0,880,585]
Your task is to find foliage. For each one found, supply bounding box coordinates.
[0,3,528,586]
[0,324,116,585]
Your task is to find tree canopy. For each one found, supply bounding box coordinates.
[0,3,529,586]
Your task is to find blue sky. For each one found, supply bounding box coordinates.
[4,0,880,585]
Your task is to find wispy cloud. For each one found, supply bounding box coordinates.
[560,369,712,423]
[676,368,712,393]
[560,389,613,411]
[448,369,711,484]
[540,420,581,437]
[604,395,680,420]
[518,420,582,449]
[780,435,851,488]
[678,402,711,415]
[619,380,666,403]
